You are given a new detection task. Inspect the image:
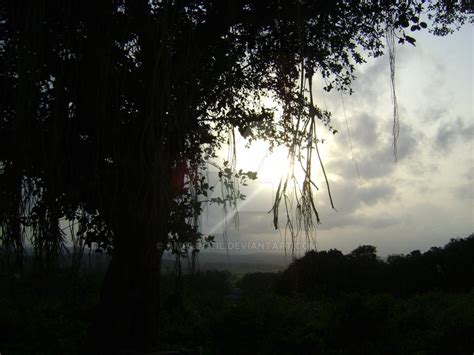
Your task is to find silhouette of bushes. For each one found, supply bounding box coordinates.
[211,291,474,354]
[237,272,280,296]
[0,270,101,352]
[275,234,474,297]
[1,236,473,353]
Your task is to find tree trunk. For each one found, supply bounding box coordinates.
[89,216,164,352]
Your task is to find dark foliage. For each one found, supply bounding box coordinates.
[237,271,279,296]
[275,234,474,297]
[212,291,474,355]
[1,236,473,353]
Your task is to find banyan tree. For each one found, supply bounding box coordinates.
[0,0,471,350]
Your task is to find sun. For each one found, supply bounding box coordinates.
[234,138,306,187]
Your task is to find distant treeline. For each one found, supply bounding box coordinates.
[239,234,474,297]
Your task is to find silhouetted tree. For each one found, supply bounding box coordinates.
[276,235,474,297]
[349,245,378,261]
[0,0,471,350]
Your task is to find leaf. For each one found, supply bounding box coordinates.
[405,35,416,46]
[246,171,258,180]
[324,83,333,92]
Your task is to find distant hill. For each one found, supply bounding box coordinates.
[16,247,292,274]
[161,251,291,274]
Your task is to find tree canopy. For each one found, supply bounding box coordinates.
[0,0,471,350]
[274,234,474,296]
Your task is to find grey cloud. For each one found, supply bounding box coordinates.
[358,149,394,179]
[371,216,399,229]
[317,209,399,231]
[329,114,420,180]
[350,44,415,104]
[422,60,447,97]
[454,182,474,201]
[421,106,447,123]
[435,117,473,152]
[465,166,474,181]
[396,121,420,160]
[312,55,391,123]
[316,177,397,230]
[453,165,474,201]
[319,178,363,213]
[203,178,398,236]
[330,179,394,210]
[232,212,275,234]
[317,212,358,230]
[358,184,395,206]
[351,55,392,101]
[351,113,379,148]
[326,143,394,181]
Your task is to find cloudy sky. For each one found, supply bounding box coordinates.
[200,24,473,257]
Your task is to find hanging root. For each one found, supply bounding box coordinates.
[386,24,400,162]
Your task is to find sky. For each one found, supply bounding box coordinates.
[199,24,473,258]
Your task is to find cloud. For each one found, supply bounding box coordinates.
[435,117,473,153]
[454,182,474,201]
[396,120,420,160]
[202,175,398,238]
[453,164,474,201]
[314,176,398,230]
[313,110,422,232]
[317,208,399,231]
[420,106,447,123]
[465,165,474,181]
[329,118,420,180]
[350,113,379,148]
[358,183,395,206]
[350,57,389,103]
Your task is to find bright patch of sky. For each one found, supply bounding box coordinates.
[200,24,473,257]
